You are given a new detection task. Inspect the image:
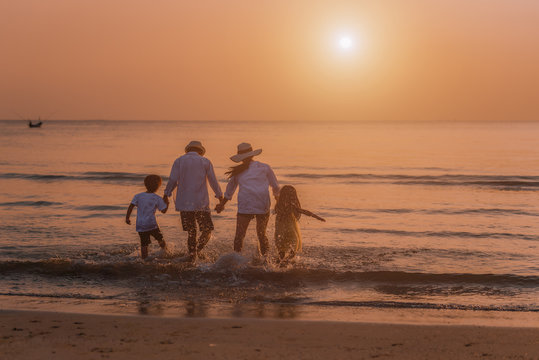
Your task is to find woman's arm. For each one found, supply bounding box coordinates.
[266,165,280,199]
[216,176,237,213]
[297,208,325,222]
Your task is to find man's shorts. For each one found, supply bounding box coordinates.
[138,227,164,247]
[180,211,214,232]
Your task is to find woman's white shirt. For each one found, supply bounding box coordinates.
[224,161,279,214]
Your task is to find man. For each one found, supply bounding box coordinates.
[164,140,223,260]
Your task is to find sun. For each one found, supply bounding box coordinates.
[338,36,353,50]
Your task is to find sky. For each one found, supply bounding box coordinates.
[1,0,538,121]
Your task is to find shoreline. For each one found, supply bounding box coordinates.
[2,294,539,328]
[1,309,538,359]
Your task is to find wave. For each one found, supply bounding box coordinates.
[75,205,126,211]
[3,171,539,190]
[327,207,539,217]
[335,228,539,241]
[0,201,63,207]
[1,259,537,287]
[0,171,164,184]
[285,173,539,189]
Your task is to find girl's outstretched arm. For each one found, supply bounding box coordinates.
[297,208,325,222]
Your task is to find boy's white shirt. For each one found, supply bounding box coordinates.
[163,152,223,211]
[131,192,167,232]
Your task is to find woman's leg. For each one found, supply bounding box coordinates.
[234,214,252,252]
[255,213,270,256]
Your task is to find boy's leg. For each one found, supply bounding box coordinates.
[233,214,252,252]
[138,232,151,259]
[181,212,197,259]
[141,246,149,259]
[255,213,270,256]
[196,211,214,253]
[150,228,166,249]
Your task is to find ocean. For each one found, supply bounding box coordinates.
[0,120,538,325]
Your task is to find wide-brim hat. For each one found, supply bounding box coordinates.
[185,140,206,155]
[230,142,262,163]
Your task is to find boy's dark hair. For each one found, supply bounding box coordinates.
[144,175,162,193]
[186,146,204,155]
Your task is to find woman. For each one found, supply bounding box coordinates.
[215,143,279,256]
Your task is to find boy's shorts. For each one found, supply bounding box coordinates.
[138,227,164,247]
[180,211,214,232]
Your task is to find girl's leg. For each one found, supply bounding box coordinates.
[234,214,252,252]
[255,213,270,256]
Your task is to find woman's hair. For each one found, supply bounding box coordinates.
[225,157,253,179]
[275,185,301,220]
[144,174,162,193]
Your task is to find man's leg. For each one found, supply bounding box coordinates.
[234,214,252,252]
[181,212,197,260]
[196,211,214,253]
[255,213,270,256]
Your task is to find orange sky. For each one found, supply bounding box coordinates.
[1,0,538,121]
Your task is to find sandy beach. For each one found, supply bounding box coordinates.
[1,310,538,360]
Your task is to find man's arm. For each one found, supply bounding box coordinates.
[163,158,181,201]
[125,203,135,224]
[206,160,223,200]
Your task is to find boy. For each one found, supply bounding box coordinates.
[126,174,169,259]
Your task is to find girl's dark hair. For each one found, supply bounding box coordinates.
[225,157,253,179]
[275,185,301,220]
[144,175,162,193]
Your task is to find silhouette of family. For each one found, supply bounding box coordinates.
[126,141,325,263]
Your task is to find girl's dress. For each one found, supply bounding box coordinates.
[275,207,302,257]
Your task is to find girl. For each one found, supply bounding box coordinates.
[274,185,325,262]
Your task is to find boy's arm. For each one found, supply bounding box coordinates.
[297,208,326,222]
[160,196,169,214]
[125,203,135,224]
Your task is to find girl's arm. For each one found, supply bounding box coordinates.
[125,203,135,224]
[297,208,326,222]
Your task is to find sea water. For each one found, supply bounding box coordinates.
[0,120,538,325]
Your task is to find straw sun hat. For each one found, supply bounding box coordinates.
[230,142,262,163]
[185,140,206,155]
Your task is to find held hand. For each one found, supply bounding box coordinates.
[125,218,131,225]
[214,203,224,214]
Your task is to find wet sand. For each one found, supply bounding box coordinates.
[1,310,538,359]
